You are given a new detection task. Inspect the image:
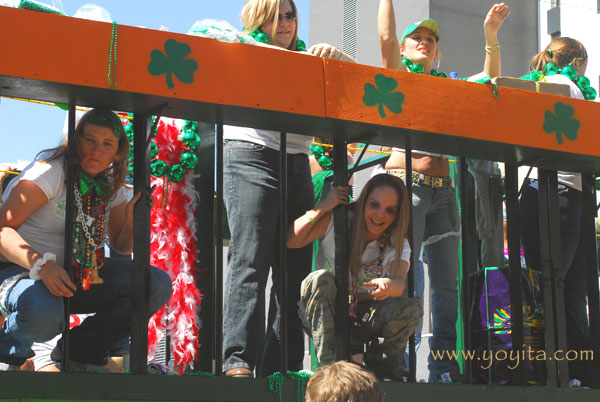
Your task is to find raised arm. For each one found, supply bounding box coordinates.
[287,186,350,249]
[378,0,407,71]
[482,3,510,78]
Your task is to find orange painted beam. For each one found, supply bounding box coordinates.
[0,6,325,117]
[3,6,600,171]
[324,60,600,159]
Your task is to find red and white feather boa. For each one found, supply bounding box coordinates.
[147,118,202,374]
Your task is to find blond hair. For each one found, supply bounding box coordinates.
[348,173,409,278]
[529,37,587,71]
[241,0,299,50]
[305,361,384,402]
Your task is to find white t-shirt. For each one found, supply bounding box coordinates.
[528,74,585,191]
[2,155,126,266]
[223,125,312,154]
[316,217,411,295]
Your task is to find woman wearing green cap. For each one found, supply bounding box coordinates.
[377,0,509,383]
[0,108,172,371]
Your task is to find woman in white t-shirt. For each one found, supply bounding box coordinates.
[519,38,594,387]
[289,173,423,381]
[0,109,171,371]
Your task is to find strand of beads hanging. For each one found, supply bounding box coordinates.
[124,116,160,180]
[248,29,306,51]
[520,62,597,101]
[73,184,109,290]
[310,144,332,170]
[402,58,448,78]
[150,119,201,183]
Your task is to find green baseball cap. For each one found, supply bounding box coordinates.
[400,19,441,43]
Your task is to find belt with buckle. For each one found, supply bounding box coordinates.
[386,169,454,188]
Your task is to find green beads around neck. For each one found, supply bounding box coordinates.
[402,58,448,78]
[521,62,597,101]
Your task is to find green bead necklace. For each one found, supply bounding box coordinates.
[402,58,499,98]
[124,118,200,183]
[309,144,332,170]
[520,62,597,101]
[402,58,448,78]
[107,22,118,89]
[248,29,306,51]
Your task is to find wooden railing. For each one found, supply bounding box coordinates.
[1,5,600,399]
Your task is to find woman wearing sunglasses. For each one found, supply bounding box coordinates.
[378,0,509,382]
[222,0,353,378]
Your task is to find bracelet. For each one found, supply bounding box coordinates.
[306,210,319,224]
[485,43,500,53]
[30,252,56,280]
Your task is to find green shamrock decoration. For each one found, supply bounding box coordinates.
[543,102,580,145]
[148,39,199,89]
[363,74,405,118]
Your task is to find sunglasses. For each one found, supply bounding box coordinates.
[271,11,296,23]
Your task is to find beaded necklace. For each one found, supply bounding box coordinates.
[349,233,389,326]
[73,185,110,290]
[402,58,449,78]
[247,29,306,51]
[309,144,332,170]
[125,118,200,183]
[403,58,500,97]
[521,62,597,100]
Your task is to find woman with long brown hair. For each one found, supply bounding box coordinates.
[289,174,423,381]
[0,109,171,371]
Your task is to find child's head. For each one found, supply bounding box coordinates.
[305,361,384,402]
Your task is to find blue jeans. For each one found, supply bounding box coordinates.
[520,181,590,383]
[403,259,424,367]
[0,258,172,366]
[405,183,460,381]
[222,140,314,375]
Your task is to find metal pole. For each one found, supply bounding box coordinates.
[60,104,76,372]
[405,146,416,383]
[333,139,350,362]
[279,131,289,374]
[582,174,600,388]
[505,164,524,385]
[130,114,152,374]
[546,171,569,387]
[458,157,475,384]
[537,169,559,387]
[213,122,224,375]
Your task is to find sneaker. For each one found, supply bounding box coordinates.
[0,362,19,371]
[438,370,464,384]
[147,362,169,375]
[568,378,590,389]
